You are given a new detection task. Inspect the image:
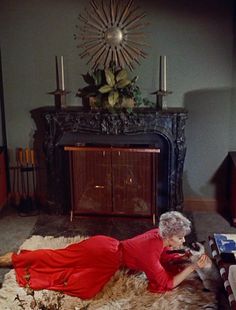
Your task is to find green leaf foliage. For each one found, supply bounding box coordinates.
[98,85,113,93]
[131,76,139,84]
[82,73,95,85]
[105,69,115,87]
[77,85,98,97]
[92,69,103,86]
[116,69,128,82]
[108,91,119,107]
[116,79,131,89]
[78,62,154,111]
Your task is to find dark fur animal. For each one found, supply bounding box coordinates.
[188,242,222,293]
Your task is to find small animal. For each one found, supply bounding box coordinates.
[188,242,222,293]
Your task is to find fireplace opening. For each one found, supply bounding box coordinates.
[59,132,170,217]
[65,145,160,224]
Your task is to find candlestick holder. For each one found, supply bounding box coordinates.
[151,90,172,110]
[48,89,70,109]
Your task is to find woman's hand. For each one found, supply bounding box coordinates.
[172,254,210,288]
[195,254,209,269]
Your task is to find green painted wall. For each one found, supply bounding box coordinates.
[0,0,235,202]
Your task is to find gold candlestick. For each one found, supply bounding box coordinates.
[152,55,172,110]
[48,89,70,109]
[48,56,70,109]
[151,90,172,110]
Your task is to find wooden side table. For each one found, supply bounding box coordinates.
[209,236,236,309]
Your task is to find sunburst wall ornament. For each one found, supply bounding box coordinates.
[74,0,148,70]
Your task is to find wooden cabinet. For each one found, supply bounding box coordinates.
[0,149,7,208]
[65,146,159,223]
[229,152,236,226]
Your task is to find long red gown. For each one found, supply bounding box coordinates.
[12,229,182,299]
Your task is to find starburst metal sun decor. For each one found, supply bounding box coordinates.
[74,0,148,70]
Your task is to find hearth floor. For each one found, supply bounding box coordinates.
[0,204,235,309]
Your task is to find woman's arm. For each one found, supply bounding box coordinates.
[172,254,208,288]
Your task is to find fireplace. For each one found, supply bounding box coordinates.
[65,145,160,223]
[31,107,187,217]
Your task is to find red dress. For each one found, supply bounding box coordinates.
[12,229,181,299]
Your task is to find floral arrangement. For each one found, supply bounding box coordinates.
[77,62,152,112]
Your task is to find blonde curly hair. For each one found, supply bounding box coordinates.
[159,211,191,238]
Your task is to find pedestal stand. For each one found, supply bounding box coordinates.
[151,90,172,110]
[48,89,70,109]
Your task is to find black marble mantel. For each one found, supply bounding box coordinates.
[31,107,188,216]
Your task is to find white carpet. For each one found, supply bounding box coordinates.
[0,235,217,310]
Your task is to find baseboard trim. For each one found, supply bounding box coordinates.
[184,198,218,212]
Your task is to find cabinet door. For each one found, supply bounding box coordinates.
[112,150,155,216]
[71,149,112,214]
[230,153,236,226]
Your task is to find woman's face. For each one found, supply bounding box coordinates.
[167,235,186,249]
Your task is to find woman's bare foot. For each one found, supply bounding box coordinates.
[0,252,13,267]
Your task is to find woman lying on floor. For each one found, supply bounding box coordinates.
[0,211,208,299]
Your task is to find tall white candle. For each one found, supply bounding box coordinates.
[61,56,65,91]
[55,56,60,90]
[159,55,167,91]
[159,56,162,91]
[163,55,167,92]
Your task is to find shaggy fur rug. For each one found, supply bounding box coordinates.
[0,235,218,310]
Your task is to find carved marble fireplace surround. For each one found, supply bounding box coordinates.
[31,107,187,216]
